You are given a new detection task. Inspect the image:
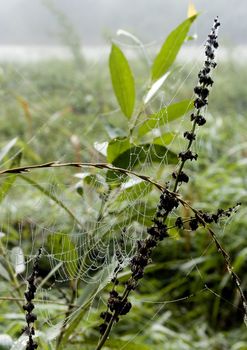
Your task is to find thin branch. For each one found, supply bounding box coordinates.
[0,161,164,191]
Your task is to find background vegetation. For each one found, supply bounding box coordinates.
[0,11,246,350]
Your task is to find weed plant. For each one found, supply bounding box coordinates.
[0,12,246,350]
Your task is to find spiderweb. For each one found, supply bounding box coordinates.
[0,21,243,350]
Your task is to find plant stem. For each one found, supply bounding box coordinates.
[95,289,131,350]
[0,162,164,191]
[172,118,197,192]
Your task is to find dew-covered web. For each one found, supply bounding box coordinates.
[0,29,237,346]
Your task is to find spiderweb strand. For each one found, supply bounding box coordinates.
[1,159,246,325]
[178,197,247,326]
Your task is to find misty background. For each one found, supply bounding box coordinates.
[0,0,246,48]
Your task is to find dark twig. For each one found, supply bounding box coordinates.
[0,161,164,191]
[22,248,42,350]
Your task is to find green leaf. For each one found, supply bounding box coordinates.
[106,137,177,185]
[122,144,175,168]
[106,137,131,185]
[47,233,78,278]
[138,99,194,136]
[84,174,105,192]
[109,43,135,118]
[151,15,197,81]
[115,179,152,203]
[112,143,177,169]
[126,204,155,225]
[153,132,176,146]
[107,136,131,163]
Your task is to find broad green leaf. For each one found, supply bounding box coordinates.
[113,143,177,169]
[153,132,176,146]
[106,170,127,187]
[122,204,155,226]
[115,179,152,203]
[107,136,130,163]
[109,44,135,118]
[111,201,156,226]
[138,99,194,136]
[106,135,177,186]
[83,174,107,195]
[47,233,78,278]
[111,143,177,170]
[151,15,197,81]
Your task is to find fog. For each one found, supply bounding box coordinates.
[0,0,246,46]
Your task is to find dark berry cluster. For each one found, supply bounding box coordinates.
[199,204,241,224]
[158,190,179,214]
[193,17,220,114]
[175,217,184,229]
[99,231,132,333]
[184,131,196,141]
[173,17,220,192]
[99,188,181,335]
[178,150,198,162]
[190,113,206,126]
[172,171,189,184]
[108,290,132,315]
[22,248,42,350]
[175,216,199,231]
[175,204,240,232]
[127,189,179,291]
[128,238,155,289]
[97,19,223,345]
[99,290,132,334]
